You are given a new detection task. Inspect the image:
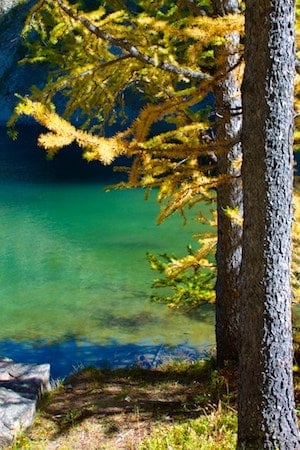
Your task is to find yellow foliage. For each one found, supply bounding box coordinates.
[223,206,243,227]
[292,189,300,303]
[183,15,244,42]
[165,237,216,279]
[9,0,300,306]
[130,83,212,143]
[15,98,126,164]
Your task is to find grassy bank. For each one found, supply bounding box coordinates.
[9,359,299,449]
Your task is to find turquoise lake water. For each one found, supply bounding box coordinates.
[0,127,215,378]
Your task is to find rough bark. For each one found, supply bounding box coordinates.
[238,0,299,447]
[215,0,242,366]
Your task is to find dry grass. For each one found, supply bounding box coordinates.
[10,361,231,449]
[9,362,299,450]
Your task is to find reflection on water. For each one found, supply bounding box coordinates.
[0,339,213,379]
[0,127,215,378]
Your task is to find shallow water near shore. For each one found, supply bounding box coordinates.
[0,127,215,378]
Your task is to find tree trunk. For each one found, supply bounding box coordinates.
[238,0,299,447]
[214,0,242,366]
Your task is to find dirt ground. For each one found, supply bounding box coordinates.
[23,364,225,449]
[15,363,299,449]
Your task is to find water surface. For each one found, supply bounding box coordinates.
[0,127,215,377]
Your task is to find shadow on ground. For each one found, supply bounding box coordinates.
[29,362,234,448]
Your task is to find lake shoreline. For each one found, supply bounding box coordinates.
[0,338,213,380]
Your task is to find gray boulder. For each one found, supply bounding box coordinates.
[0,359,51,446]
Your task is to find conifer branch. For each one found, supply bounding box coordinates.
[46,55,131,92]
[183,0,207,16]
[56,0,210,81]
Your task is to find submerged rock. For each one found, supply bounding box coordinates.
[0,358,50,446]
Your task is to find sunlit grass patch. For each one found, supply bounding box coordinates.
[139,404,237,450]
